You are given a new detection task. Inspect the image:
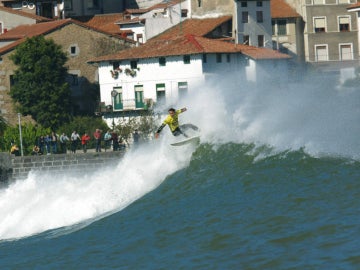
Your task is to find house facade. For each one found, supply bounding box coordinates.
[234,0,272,48]
[0,19,135,125]
[88,35,290,127]
[271,0,304,63]
[0,0,63,18]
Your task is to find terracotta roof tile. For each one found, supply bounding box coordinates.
[151,16,232,40]
[88,34,290,63]
[0,6,51,22]
[271,0,301,19]
[83,13,125,34]
[347,2,360,9]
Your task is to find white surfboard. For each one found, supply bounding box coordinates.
[170,136,200,146]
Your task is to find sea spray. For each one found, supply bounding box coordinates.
[0,140,196,240]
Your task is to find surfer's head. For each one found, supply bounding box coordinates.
[168,108,176,116]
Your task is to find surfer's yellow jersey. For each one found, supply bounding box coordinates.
[162,109,182,132]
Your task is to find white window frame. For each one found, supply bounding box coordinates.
[338,15,351,32]
[339,43,353,60]
[315,44,328,62]
[313,16,326,33]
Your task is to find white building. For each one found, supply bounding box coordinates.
[88,34,290,126]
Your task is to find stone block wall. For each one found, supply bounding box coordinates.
[1,151,125,184]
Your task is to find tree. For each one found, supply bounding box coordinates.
[10,36,72,130]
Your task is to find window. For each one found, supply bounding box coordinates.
[257,11,263,23]
[226,54,231,63]
[137,34,143,43]
[243,35,249,45]
[64,0,72,10]
[178,82,188,99]
[159,57,166,66]
[277,20,287,35]
[70,46,76,54]
[183,55,190,64]
[258,35,264,47]
[130,60,137,69]
[216,53,222,63]
[340,44,353,60]
[203,54,207,63]
[87,0,99,9]
[242,12,248,23]
[113,62,120,70]
[181,9,188,18]
[314,17,326,33]
[338,0,349,3]
[113,87,123,110]
[134,85,144,109]
[315,45,328,61]
[272,20,275,35]
[313,0,324,4]
[257,1,263,7]
[156,83,166,104]
[241,2,247,7]
[339,16,350,32]
[68,74,78,86]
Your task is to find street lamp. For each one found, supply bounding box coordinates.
[17,113,24,156]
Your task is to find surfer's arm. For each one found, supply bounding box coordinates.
[155,123,166,138]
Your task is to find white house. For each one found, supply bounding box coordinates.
[115,0,190,43]
[88,34,290,126]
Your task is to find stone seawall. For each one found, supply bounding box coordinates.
[0,151,125,185]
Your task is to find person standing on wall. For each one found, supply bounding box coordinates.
[81,132,91,153]
[94,129,102,152]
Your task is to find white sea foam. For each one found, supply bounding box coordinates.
[0,139,195,240]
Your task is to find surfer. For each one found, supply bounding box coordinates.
[155,107,198,139]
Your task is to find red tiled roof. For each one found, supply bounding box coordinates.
[83,13,125,34]
[347,2,360,10]
[116,17,146,25]
[0,6,51,22]
[124,9,149,14]
[151,16,232,40]
[271,0,301,19]
[88,34,290,63]
[0,19,134,55]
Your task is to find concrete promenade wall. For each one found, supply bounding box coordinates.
[0,151,125,185]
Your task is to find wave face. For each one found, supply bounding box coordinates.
[0,77,359,268]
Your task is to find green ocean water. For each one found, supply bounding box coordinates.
[0,142,359,269]
[1,77,359,269]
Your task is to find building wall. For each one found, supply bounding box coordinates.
[98,55,205,111]
[0,10,37,32]
[191,0,233,17]
[1,151,125,184]
[234,0,272,48]
[305,4,359,62]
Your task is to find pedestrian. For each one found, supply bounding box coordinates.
[94,129,102,152]
[60,133,70,154]
[45,134,51,155]
[133,129,140,146]
[104,130,112,152]
[81,132,91,153]
[51,131,58,154]
[111,131,119,151]
[71,131,80,153]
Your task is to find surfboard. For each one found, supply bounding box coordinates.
[170,136,200,146]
